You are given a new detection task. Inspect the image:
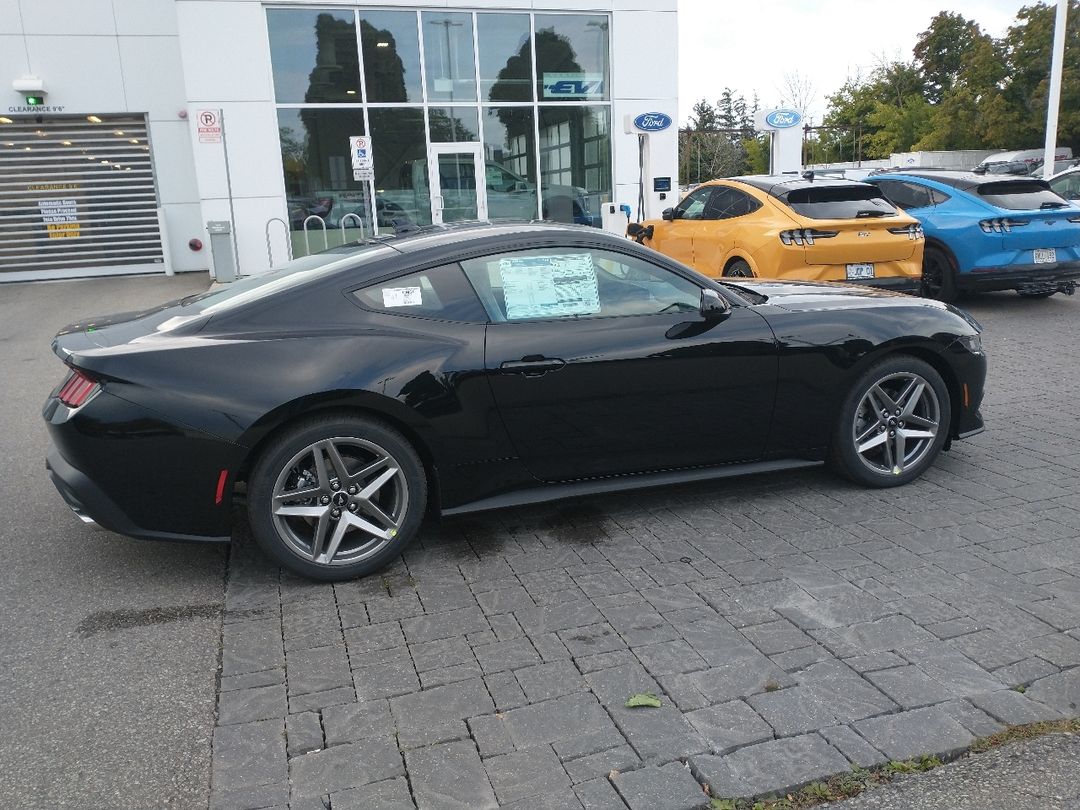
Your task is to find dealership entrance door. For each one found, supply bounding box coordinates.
[428,143,488,225]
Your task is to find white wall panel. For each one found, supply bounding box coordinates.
[176,2,274,103]
[118,37,188,122]
[19,0,116,36]
[23,36,126,113]
[149,120,200,205]
[610,10,678,100]
[113,0,180,36]
[162,201,209,272]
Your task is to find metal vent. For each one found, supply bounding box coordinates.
[0,114,164,278]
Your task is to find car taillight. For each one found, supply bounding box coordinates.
[887,223,924,240]
[979,217,1029,233]
[779,228,839,246]
[57,368,100,408]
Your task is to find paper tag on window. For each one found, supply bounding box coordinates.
[499,254,600,320]
[382,286,423,307]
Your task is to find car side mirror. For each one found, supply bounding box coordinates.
[662,207,676,221]
[700,288,730,319]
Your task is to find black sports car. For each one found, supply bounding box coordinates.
[43,222,986,581]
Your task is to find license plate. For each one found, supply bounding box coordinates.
[1034,248,1057,264]
[846,263,875,280]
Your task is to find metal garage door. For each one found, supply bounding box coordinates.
[0,114,165,280]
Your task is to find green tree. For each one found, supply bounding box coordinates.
[914,12,985,103]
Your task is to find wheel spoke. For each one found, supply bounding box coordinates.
[320,440,352,485]
[872,384,899,413]
[275,504,327,519]
[900,427,935,441]
[350,512,396,541]
[858,431,888,454]
[359,466,399,500]
[856,421,882,444]
[274,486,321,506]
[309,510,333,561]
[905,414,937,430]
[357,497,398,531]
[892,430,907,471]
[319,516,352,563]
[352,455,391,486]
[899,381,926,418]
[311,445,331,489]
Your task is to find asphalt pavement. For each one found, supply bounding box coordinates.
[0,273,223,809]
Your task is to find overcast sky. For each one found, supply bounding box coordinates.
[677,0,1043,125]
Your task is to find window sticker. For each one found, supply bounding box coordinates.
[499,254,601,320]
[382,286,423,307]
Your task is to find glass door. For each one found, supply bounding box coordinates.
[428,143,488,224]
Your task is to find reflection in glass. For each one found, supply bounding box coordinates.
[477,14,532,102]
[428,107,479,142]
[360,11,422,103]
[423,12,477,103]
[277,109,372,257]
[435,153,479,222]
[484,108,538,220]
[538,106,609,227]
[368,108,431,229]
[267,10,360,103]
[534,14,609,103]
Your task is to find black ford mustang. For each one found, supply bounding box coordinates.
[43,223,986,580]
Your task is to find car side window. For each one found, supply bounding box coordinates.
[674,187,712,220]
[1051,173,1080,200]
[875,180,934,210]
[460,248,702,323]
[353,264,487,322]
[929,188,951,205]
[703,187,761,220]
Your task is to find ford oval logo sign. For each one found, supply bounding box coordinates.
[633,112,672,132]
[765,109,803,129]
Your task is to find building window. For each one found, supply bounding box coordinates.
[268,7,612,256]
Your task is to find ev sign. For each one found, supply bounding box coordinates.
[542,73,604,99]
[350,135,374,182]
[197,109,222,144]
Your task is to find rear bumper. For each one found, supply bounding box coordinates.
[961,261,1080,293]
[46,446,230,543]
[849,276,921,294]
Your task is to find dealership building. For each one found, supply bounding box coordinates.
[0,0,678,282]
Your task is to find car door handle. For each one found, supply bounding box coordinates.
[499,356,566,376]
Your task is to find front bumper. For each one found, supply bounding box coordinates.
[849,276,921,295]
[961,260,1080,294]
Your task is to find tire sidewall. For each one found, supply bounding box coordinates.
[832,356,951,488]
[247,415,427,581]
[724,259,753,278]
[923,246,957,302]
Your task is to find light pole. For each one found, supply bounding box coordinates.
[1043,0,1068,178]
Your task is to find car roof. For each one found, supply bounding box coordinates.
[869,170,1053,192]
[728,175,874,197]
[324,220,610,257]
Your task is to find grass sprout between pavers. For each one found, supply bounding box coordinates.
[706,718,1080,810]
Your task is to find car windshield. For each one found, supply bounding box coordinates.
[782,185,898,220]
[976,181,1071,211]
[178,242,396,315]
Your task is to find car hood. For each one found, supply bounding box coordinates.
[728,279,950,313]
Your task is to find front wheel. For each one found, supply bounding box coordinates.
[723,259,754,278]
[829,356,951,488]
[247,415,427,581]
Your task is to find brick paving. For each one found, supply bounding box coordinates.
[210,293,1080,809]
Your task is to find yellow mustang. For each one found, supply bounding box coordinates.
[630,176,925,293]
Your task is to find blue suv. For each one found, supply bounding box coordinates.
[866,170,1080,300]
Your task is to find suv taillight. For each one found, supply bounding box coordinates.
[979,217,1029,233]
[57,368,100,408]
[779,228,839,246]
[887,223,924,240]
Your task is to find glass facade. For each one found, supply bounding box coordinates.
[269,7,612,256]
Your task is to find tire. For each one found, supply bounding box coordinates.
[829,356,951,488]
[723,259,754,278]
[921,246,957,302]
[247,414,427,581]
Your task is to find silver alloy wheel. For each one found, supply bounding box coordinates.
[852,371,940,476]
[271,437,409,566]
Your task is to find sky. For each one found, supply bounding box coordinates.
[677,0,1041,126]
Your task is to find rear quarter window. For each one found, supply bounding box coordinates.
[977,181,1070,211]
[353,264,487,322]
[782,185,898,219]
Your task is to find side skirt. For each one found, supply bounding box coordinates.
[441,458,824,517]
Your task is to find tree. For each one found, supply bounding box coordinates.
[687,98,718,131]
[914,12,984,103]
[778,70,815,115]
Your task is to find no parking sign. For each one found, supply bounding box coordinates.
[350,135,374,181]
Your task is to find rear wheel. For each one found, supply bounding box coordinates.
[829,356,950,488]
[723,259,754,278]
[247,415,426,581]
[922,246,957,302]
